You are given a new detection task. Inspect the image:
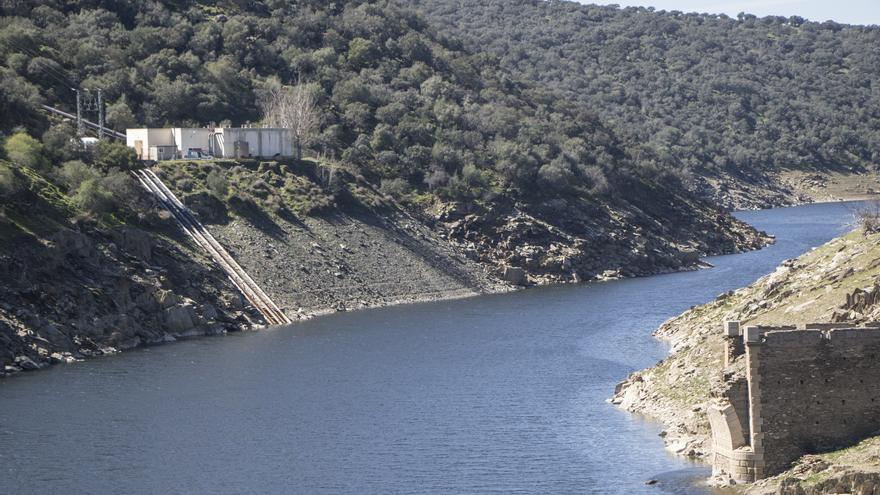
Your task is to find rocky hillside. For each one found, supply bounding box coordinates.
[1,0,775,306]
[0,164,260,376]
[153,158,509,317]
[0,121,769,379]
[611,225,880,492]
[154,158,767,312]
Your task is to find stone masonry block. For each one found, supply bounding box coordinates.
[744,326,762,343]
[762,329,822,346]
[725,320,741,336]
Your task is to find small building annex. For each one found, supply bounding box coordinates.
[126,127,294,161]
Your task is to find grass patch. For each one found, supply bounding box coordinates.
[154,158,392,224]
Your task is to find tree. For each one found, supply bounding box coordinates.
[3,132,45,170]
[42,123,80,163]
[0,163,24,200]
[260,82,320,160]
[92,140,138,172]
[106,96,137,130]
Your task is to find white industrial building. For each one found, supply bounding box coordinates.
[126,127,294,160]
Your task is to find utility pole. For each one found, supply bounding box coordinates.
[74,88,84,137]
[97,89,104,139]
[70,87,106,139]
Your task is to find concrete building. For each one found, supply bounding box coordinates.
[126,127,294,160]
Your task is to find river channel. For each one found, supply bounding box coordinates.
[0,201,862,494]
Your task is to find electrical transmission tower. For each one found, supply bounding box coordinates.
[73,88,105,138]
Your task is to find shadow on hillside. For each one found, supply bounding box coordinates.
[354,209,489,291]
[228,197,286,240]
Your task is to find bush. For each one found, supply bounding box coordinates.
[71,169,138,216]
[3,132,45,170]
[379,177,412,197]
[206,169,229,198]
[92,140,138,172]
[582,165,609,195]
[42,123,80,163]
[856,203,880,235]
[183,191,228,223]
[101,169,138,204]
[73,178,114,215]
[58,160,99,193]
[0,163,24,199]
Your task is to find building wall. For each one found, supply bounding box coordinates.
[216,128,294,158]
[127,127,293,160]
[172,128,213,157]
[126,128,174,160]
[755,328,880,474]
[710,324,880,482]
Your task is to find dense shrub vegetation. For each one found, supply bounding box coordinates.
[0,0,635,203]
[412,0,880,177]
[1,130,139,217]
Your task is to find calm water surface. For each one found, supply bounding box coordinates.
[0,202,863,494]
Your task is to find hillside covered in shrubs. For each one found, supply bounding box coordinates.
[0,0,769,296]
[1,0,628,203]
[411,0,880,196]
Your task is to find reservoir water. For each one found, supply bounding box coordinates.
[0,202,863,494]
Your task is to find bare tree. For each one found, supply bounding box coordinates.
[261,81,319,160]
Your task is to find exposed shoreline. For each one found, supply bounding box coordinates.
[2,169,872,382]
[612,205,880,492]
[0,211,756,379]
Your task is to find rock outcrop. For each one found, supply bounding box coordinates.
[433,197,768,286]
[0,224,258,376]
[2,157,771,376]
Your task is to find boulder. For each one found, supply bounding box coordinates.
[155,289,180,309]
[49,352,77,364]
[164,303,197,333]
[435,201,481,222]
[502,266,527,286]
[112,228,154,261]
[14,355,43,370]
[40,324,72,348]
[49,230,97,263]
[679,248,702,265]
[201,303,219,322]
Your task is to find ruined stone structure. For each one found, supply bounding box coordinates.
[709,320,880,483]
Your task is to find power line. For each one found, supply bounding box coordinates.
[0,37,78,89]
[0,38,113,139]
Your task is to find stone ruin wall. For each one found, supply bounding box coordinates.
[709,321,880,483]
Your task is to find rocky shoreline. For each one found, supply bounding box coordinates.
[0,224,261,377]
[1,159,775,378]
[611,226,880,493]
[608,171,880,454]
[6,164,871,380]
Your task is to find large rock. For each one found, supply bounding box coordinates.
[201,303,218,322]
[164,303,197,333]
[502,266,527,286]
[112,227,154,261]
[40,323,72,348]
[49,230,97,263]
[435,201,481,222]
[14,355,43,370]
[155,289,181,309]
